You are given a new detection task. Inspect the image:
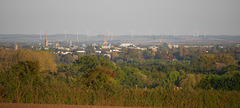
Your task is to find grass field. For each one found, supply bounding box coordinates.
[0,103,154,108]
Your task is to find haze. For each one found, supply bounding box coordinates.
[0,0,240,35]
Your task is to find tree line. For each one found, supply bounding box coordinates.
[0,47,240,107]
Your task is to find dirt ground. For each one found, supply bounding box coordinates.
[0,103,157,108]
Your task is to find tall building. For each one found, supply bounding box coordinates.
[14,43,18,50]
[44,32,48,47]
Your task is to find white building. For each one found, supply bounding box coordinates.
[95,50,101,53]
[77,51,86,53]
[120,43,135,47]
[104,54,111,58]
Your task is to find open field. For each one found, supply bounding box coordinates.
[0,103,154,108]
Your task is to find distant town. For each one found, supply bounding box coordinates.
[1,33,240,60]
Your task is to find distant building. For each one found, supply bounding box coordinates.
[81,44,87,49]
[92,43,98,46]
[152,48,157,52]
[61,51,72,55]
[14,43,18,50]
[163,43,178,49]
[77,51,86,54]
[48,43,53,46]
[57,47,64,50]
[54,43,59,48]
[95,50,101,53]
[44,32,48,47]
[112,49,120,52]
[163,43,171,49]
[102,43,111,49]
[104,54,111,58]
[140,48,147,50]
[148,46,158,52]
[129,46,141,50]
[172,45,179,48]
[69,41,73,47]
[120,43,135,47]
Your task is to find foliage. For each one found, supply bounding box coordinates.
[199,73,240,90]
[1,48,240,107]
[0,61,43,103]
[82,67,118,91]
[192,54,236,74]
[0,49,57,72]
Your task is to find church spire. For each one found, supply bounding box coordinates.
[44,32,48,47]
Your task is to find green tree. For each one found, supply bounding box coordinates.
[217,54,236,66]
[142,50,152,59]
[111,52,118,60]
[83,67,118,91]
[61,54,74,64]
[192,54,216,73]
[0,49,57,72]
[168,71,179,81]
[1,60,43,103]
[231,73,240,90]
[85,45,95,55]
[179,74,197,91]
[74,55,99,72]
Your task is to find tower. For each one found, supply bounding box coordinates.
[173,29,176,38]
[204,29,207,38]
[76,32,79,42]
[131,30,135,39]
[14,43,18,50]
[86,29,89,41]
[44,32,48,47]
[64,29,67,39]
[149,28,152,38]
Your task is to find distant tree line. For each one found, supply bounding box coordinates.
[0,47,240,107]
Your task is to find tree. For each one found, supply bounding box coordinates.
[11,61,42,85]
[133,72,152,87]
[168,71,179,81]
[61,54,74,64]
[155,50,169,59]
[99,56,116,70]
[85,45,95,55]
[0,49,57,72]
[179,45,184,58]
[74,55,99,72]
[217,54,236,66]
[2,60,43,103]
[83,67,118,91]
[198,76,212,90]
[111,52,118,60]
[179,74,197,91]
[142,50,152,59]
[192,54,216,73]
[231,73,240,90]
[211,46,218,54]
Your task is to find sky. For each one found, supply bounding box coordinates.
[0,0,240,36]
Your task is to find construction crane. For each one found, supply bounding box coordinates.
[103,31,111,46]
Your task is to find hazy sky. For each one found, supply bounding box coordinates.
[0,0,240,35]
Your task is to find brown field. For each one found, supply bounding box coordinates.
[0,103,157,108]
